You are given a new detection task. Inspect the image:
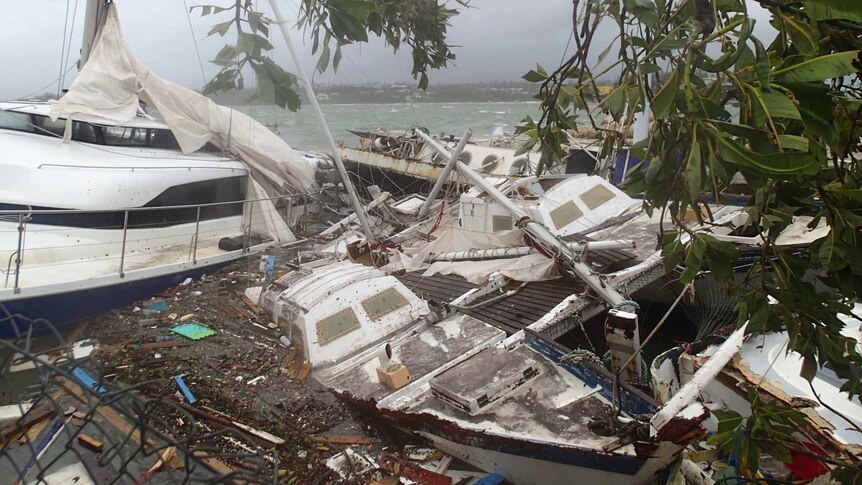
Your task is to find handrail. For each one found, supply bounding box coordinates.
[0,191,327,217]
[1,187,339,289]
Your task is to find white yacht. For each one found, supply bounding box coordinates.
[0,2,319,338]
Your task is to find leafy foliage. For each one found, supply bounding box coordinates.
[518,0,862,479]
[194,1,464,110]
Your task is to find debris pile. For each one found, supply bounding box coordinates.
[40,254,508,484]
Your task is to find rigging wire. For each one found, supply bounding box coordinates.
[60,0,81,93]
[57,0,73,97]
[2,64,78,102]
[182,0,209,89]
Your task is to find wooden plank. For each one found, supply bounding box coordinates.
[78,433,104,452]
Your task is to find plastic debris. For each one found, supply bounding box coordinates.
[180,277,193,286]
[174,376,197,404]
[170,323,216,341]
[142,300,169,314]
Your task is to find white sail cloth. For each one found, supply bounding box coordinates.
[387,227,560,283]
[50,4,314,242]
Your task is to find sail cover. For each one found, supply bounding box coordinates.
[50,4,316,242]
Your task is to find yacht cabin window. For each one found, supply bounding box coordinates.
[0,110,220,152]
[316,308,362,346]
[361,288,410,321]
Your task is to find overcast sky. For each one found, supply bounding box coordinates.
[0,0,580,100]
[0,0,775,100]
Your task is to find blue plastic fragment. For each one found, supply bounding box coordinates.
[476,474,505,485]
[71,366,106,395]
[174,375,197,404]
[264,255,276,280]
[142,299,169,314]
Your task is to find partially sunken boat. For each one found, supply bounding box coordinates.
[651,304,862,478]
[338,129,537,197]
[260,260,744,484]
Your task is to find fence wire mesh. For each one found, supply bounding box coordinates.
[0,307,278,484]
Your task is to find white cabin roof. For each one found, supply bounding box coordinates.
[265,262,432,368]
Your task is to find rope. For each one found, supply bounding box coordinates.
[612,299,640,310]
[426,200,445,241]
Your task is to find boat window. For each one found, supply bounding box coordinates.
[481,155,500,173]
[0,110,34,133]
[72,121,100,144]
[580,185,616,210]
[549,200,583,229]
[33,115,66,137]
[316,307,361,346]
[492,215,513,232]
[103,126,152,146]
[459,151,472,163]
[20,176,246,229]
[362,288,409,321]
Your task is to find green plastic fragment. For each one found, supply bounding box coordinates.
[170,322,216,341]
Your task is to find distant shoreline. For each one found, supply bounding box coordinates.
[210,82,541,106]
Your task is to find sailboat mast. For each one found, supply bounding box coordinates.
[79,0,106,69]
[267,0,376,242]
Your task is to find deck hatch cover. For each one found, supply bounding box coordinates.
[317,307,361,345]
[580,184,615,210]
[430,347,540,415]
[362,287,409,321]
[549,201,583,230]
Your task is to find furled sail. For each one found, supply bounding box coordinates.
[50,4,315,242]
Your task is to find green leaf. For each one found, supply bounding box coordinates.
[775,134,809,151]
[685,130,702,202]
[774,50,862,82]
[803,0,862,22]
[717,136,819,175]
[602,86,627,121]
[753,37,771,89]
[207,20,233,37]
[751,89,801,127]
[522,67,548,83]
[700,18,753,72]
[651,68,679,118]
[316,42,331,73]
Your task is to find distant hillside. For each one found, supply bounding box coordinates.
[209,82,539,106]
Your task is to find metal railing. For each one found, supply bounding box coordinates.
[1,188,338,292]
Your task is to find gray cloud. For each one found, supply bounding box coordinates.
[0,0,778,100]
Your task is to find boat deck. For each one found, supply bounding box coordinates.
[323,314,505,401]
[412,344,627,452]
[396,272,588,334]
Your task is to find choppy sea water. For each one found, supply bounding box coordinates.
[242,101,540,152]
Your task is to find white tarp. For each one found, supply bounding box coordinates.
[50,4,314,242]
[386,227,560,283]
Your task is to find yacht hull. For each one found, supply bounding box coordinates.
[0,258,233,340]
